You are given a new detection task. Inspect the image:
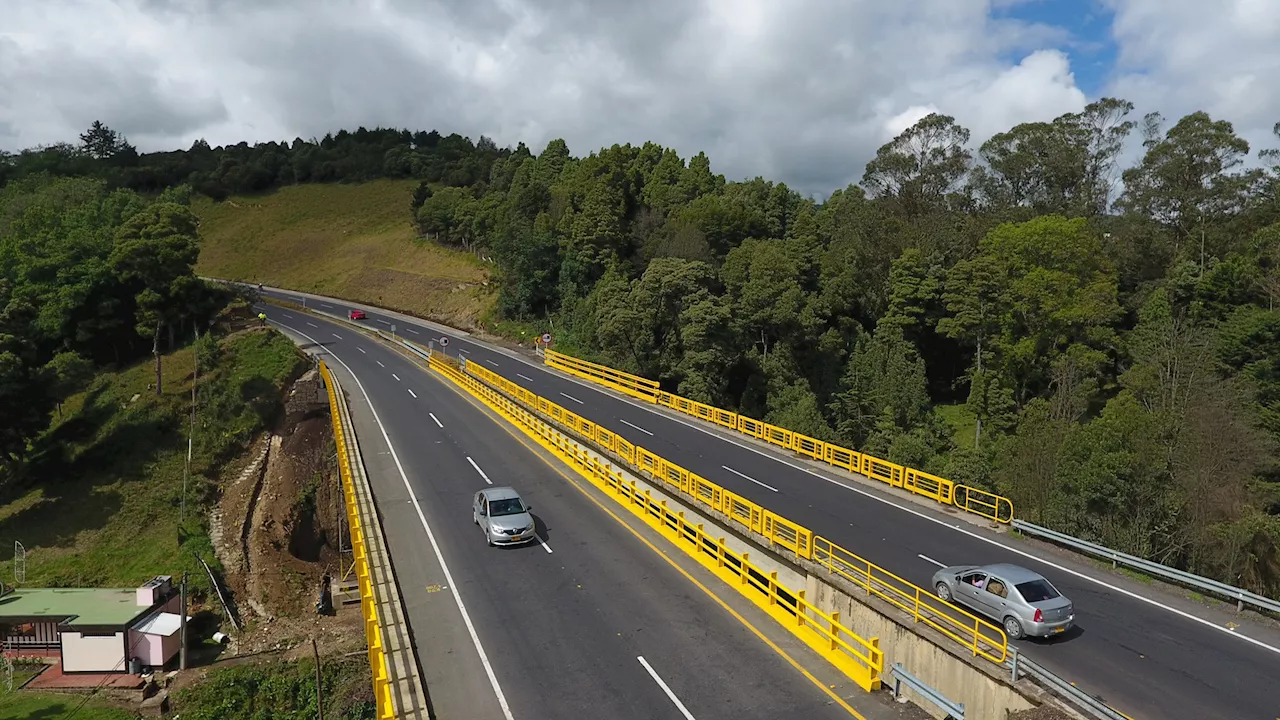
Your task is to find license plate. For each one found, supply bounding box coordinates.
[1051,626,1065,634]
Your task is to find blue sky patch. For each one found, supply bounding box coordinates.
[993,0,1118,96]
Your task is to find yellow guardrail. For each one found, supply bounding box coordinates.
[544,349,1014,524]
[462,360,1008,665]
[434,356,886,691]
[319,361,396,719]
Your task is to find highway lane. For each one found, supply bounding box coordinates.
[265,306,864,720]
[257,286,1280,720]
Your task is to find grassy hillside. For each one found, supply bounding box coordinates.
[0,329,308,594]
[194,180,496,329]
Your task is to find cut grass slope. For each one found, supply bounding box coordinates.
[0,330,308,595]
[194,180,496,328]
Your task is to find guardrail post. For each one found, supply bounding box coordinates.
[740,553,749,586]
[795,590,806,627]
[829,611,840,650]
[1008,646,1019,682]
[768,571,778,606]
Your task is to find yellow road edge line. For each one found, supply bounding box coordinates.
[425,363,870,720]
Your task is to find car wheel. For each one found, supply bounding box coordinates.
[484,529,493,547]
[935,582,952,602]
[1003,616,1025,640]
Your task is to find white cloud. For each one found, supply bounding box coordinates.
[0,0,1115,196]
[1104,0,1280,155]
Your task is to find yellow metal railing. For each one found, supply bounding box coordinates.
[434,357,886,691]
[460,361,1008,665]
[544,350,1014,524]
[319,361,396,719]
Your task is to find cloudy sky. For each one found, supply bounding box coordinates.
[1,0,1278,197]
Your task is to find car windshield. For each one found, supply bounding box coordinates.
[488,498,526,517]
[1016,579,1061,602]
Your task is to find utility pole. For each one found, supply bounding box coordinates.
[182,327,198,526]
[312,636,324,720]
[179,573,188,671]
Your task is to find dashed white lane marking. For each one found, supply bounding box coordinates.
[467,456,493,484]
[619,419,654,436]
[918,554,946,568]
[721,465,779,493]
[286,327,514,720]
[517,373,535,382]
[560,392,584,405]
[429,412,444,428]
[638,657,696,720]
[407,388,417,398]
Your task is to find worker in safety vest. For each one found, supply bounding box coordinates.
[258,312,267,326]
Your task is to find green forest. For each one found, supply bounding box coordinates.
[5,102,1280,596]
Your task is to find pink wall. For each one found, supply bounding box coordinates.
[127,593,185,668]
[128,630,165,665]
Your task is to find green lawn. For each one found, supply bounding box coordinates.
[936,402,978,449]
[194,180,496,330]
[0,329,308,597]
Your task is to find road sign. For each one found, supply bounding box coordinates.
[440,337,449,347]
[542,333,552,344]
[391,324,396,333]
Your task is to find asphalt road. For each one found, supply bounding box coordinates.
[256,285,1280,720]
[263,305,863,720]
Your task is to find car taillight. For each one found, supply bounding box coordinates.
[1033,608,1043,623]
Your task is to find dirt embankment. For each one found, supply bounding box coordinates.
[209,369,363,656]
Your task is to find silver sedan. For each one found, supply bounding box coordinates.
[472,486,537,547]
[932,562,1075,640]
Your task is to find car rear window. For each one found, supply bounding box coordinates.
[488,498,526,517]
[1016,579,1060,602]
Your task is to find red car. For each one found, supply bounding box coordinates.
[349,310,367,320]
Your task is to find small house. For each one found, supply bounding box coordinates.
[0,576,187,673]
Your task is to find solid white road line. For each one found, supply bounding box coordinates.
[429,412,444,428]
[306,322,318,328]
[485,359,500,367]
[721,465,779,493]
[559,392,584,405]
[287,328,514,720]
[407,388,417,398]
[358,347,366,354]
[556,373,1280,657]
[332,333,343,340]
[376,360,385,368]
[918,554,946,568]
[637,656,696,720]
[618,419,654,436]
[467,456,493,484]
[517,373,534,382]
[392,373,401,382]
[283,289,1280,657]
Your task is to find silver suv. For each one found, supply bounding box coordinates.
[932,563,1074,640]
[473,486,537,547]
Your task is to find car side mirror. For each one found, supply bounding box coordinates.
[525,505,532,513]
